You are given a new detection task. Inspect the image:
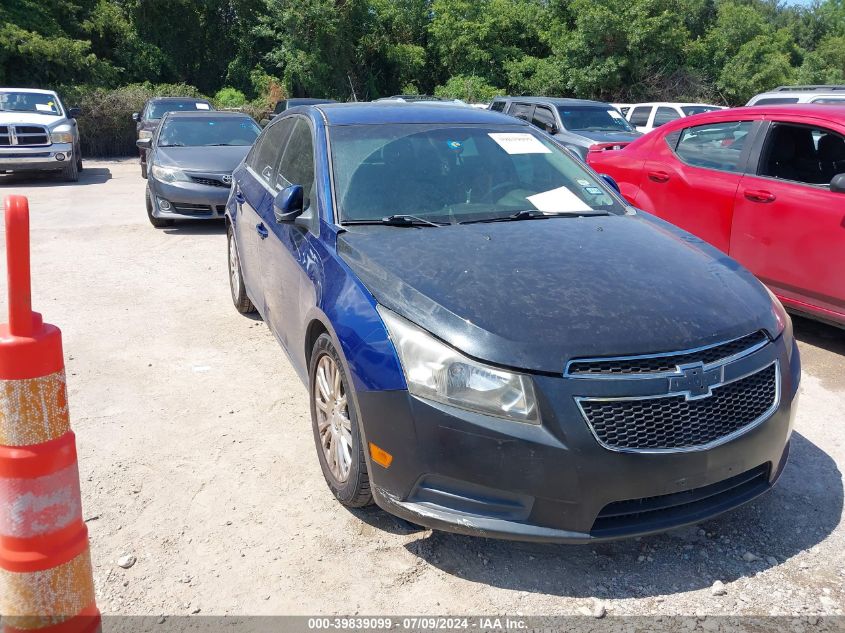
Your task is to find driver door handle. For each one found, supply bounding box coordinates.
[256,223,268,239]
[648,170,670,183]
[744,189,776,203]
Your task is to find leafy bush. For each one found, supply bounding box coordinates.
[59,83,206,157]
[214,87,247,108]
[434,75,500,104]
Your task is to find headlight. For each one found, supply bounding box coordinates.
[764,286,790,336]
[378,306,539,423]
[138,130,153,139]
[151,165,189,183]
[50,131,73,144]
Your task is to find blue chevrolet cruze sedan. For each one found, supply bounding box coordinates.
[225,103,800,543]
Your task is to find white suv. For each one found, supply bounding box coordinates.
[747,85,845,106]
[625,102,725,134]
[0,88,82,181]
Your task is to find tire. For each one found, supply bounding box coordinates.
[146,186,172,228]
[75,144,83,172]
[61,156,79,182]
[227,225,255,314]
[309,334,372,508]
[141,162,147,179]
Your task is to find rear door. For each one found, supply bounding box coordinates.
[635,117,760,253]
[730,118,845,321]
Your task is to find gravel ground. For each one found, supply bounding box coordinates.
[0,159,843,620]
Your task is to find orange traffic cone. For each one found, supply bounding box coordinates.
[0,195,100,633]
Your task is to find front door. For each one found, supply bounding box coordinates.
[731,120,845,321]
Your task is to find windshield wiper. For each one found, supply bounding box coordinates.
[205,143,237,146]
[345,214,447,227]
[460,209,609,224]
[158,143,185,147]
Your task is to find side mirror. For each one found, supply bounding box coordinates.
[831,173,845,194]
[132,112,140,122]
[600,173,621,194]
[67,106,81,118]
[273,185,304,222]
[136,138,152,150]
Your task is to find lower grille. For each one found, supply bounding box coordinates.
[171,203,213,217]
[591,464,770,538]
[578,363,778,451]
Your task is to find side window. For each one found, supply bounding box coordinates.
[509,103,533,121]
[276,119,315,205]
[531,106,556,133]
[673,121,753,172]
[490,101,506,112]
[759,123,845,186]
[629,106,652,127]
[752,97,799,106]
[653,107,681,128]
[249,119,294,184]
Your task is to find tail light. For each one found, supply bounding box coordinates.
[589,142,630,153]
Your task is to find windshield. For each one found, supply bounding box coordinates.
[0,91,62,115]
[147,100,211,120]
[330,124,625,223]
[681,106,721,116]
[157,117,260,147]
[556,106,634,133]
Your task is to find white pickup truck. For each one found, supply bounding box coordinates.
[0,88,83,181]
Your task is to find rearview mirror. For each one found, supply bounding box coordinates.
[136,138,151,150]
[600,173,621,194]
[132,112,140,122]
[274,185,304,222]
[67,106,81,118]
[831,173,845,194]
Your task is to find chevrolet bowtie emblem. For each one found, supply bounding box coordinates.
[668,363,723,400]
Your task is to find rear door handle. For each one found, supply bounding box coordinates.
[648,170,670,183]
[256,223,268,239]
[744,189,776,203]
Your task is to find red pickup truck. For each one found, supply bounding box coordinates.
[588,105,845,328]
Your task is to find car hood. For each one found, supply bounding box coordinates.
[0,111,65,128]
[576,130,641,143]
[155,146,250,173]
[338,213,779,374]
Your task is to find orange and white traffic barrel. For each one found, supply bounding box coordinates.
[0,195,100,633]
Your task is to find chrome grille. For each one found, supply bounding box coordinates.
[0,125,50,147]
[577,363,778,452]
[567,331,768,376]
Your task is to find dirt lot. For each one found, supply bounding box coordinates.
[0,159,843,619]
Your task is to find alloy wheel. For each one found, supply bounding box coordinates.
[314,354,352,483]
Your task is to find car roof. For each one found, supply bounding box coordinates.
[314,102,522,126]
[628,102,722,107]
[492,96,610,107]
[0,87,58,95]
[149,96,211,102]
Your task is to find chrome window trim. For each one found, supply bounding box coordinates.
[564,331,769,379]
[574,360,780,455]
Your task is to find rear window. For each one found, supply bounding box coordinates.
[629,106,651,127]
[673,121,753,173]
[811,98,845,104]
[751,97,800,106]
[146,100,212,120]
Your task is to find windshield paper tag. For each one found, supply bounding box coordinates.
[195,103,210,110]
[608,110,624,119]
[488,133,551,155]
[527,186,592,213]
[35,103,53,112]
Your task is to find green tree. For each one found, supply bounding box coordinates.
[434,74,500,102]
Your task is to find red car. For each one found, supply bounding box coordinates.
[588,105,845,328]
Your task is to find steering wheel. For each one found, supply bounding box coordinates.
[480,180,521,203]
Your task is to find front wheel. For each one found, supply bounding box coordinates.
[309,334,372,507]
[61,156,79,182]
[227,224,255,314]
